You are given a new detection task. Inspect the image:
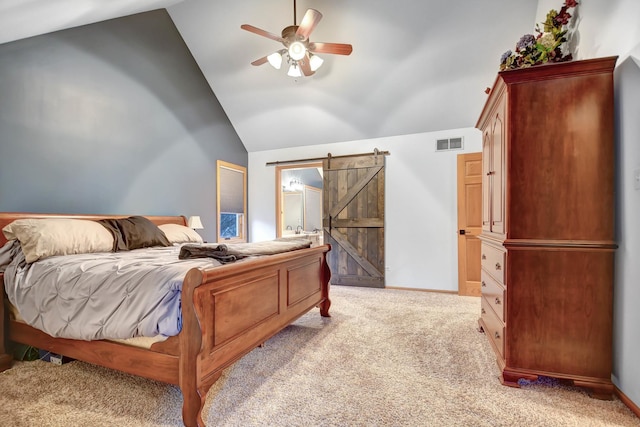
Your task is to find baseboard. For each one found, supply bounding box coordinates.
[616,386,640,419]
[385,286,457,294]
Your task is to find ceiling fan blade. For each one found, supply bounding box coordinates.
[241,24,284,43]
[299,54,315,77]
[309,42,353,55]
[296,9,322,40]
[251,56,269,66]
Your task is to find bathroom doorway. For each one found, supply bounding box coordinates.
[275,162,324,246]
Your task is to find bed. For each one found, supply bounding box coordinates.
[0,212,331,427]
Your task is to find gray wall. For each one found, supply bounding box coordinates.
[0,9,247,243]
[612,56,640,407]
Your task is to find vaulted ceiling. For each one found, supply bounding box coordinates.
[0,0,538,152]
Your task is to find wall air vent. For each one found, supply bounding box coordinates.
[436,137,464,151]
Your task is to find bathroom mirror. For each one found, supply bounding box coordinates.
[282,191,304,231]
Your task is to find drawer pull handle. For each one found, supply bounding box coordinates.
[481,308,486,314]
[495,297,501,305]
[481,281,486,287]
[482,254,487,260]
[494,331,500,339]
[495,262,502,271]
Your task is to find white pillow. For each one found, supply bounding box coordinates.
[2,218,115,263]
[158,223,203,244]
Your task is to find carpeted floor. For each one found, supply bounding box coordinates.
[0,286,638,426]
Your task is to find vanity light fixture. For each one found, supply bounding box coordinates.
[289,178,304,191]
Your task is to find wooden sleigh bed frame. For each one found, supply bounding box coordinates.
[0,212,331,427]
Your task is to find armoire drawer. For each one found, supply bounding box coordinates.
[481,270,505,322]
[481,297,505,360]
[481,242,505,284]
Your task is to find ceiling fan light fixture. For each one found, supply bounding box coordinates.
[287,63,302,77]
[267,51,283,69]
[309,54,324,72]
[241,5,352,78]
[288,41,306,61]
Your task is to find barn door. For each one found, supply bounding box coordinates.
[323,151,385,288]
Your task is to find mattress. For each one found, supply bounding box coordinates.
[7,299,168,349]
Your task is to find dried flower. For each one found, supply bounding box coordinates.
[544,9,559,32]
[516,34,536,52]
[500,50,513,64]
[555,7,572,25]
[539,33,556,50]
[499,0,578,71]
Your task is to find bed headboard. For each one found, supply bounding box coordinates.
[0,213,187,247]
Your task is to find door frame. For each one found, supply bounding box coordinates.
[275,162,323,238]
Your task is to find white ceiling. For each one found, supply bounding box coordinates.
[0,0,538,152]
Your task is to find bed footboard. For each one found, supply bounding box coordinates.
[179,244,331,427]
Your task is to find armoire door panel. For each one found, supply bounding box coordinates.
[507,248,613,379]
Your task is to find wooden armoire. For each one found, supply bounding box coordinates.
[476,56,618,398]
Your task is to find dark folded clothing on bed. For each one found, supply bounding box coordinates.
[179,239,313,263]
[178,244,241,263]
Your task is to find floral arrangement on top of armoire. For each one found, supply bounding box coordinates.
[499,0,579,71]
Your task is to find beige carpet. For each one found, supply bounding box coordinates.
[0,286,637,427]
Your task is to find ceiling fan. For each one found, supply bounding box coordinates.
[240,0,353,77]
